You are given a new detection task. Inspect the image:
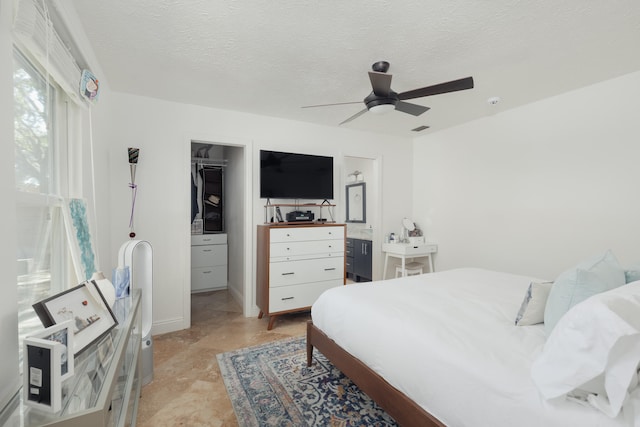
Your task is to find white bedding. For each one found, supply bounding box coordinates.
[311,268,633,427]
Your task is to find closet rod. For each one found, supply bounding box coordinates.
[191,158,228,167]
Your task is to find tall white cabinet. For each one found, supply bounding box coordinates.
[256,223,346,330]
[191,234,228,292]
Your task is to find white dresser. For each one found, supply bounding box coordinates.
[191,233,228,292]
[256,223,345,330]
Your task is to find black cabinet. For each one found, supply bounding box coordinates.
[346,238,372,282]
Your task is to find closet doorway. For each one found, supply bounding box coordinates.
[189,141,246,311]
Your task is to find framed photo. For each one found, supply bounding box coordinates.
[23,338,65,413]
[33,281,118,356]
[29,320,74,380]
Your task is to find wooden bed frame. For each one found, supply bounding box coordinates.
[306,321,445,427]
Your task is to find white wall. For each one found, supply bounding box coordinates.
[223,145,245,302]
[103,92,414,335]
[413,71,640,279]
[0,0,21,409]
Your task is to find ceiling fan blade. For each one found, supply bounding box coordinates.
[339,108,368,125]
[368,71,392,97]
[395,101,430,116]
[301,101,362,108]
[398,76,474,100]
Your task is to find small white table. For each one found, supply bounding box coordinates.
[382,242,438,279]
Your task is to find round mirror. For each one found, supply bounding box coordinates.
[402,217,416,231]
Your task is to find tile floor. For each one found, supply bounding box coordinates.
[135,290,309,427]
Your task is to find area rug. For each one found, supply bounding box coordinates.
[217,336,398,427]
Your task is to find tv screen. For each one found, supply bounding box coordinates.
[260,150,334,200]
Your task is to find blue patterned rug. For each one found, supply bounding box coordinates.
[217,336,398,427]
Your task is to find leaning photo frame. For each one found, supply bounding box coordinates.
[28,320,75,381]
[32,281,118,356]
[23,338,65,413]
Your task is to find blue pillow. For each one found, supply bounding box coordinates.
[544,250,625,335]
[625,266,640,283]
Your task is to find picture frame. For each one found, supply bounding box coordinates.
[23,337,64,413]
[28,320,74,381]
[346,182,366,223]
[32,281,118,356]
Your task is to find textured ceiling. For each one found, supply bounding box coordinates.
[69,0,640,137]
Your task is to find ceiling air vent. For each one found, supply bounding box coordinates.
[411,125,430,132]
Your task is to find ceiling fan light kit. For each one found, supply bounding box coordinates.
[302,61,474,126]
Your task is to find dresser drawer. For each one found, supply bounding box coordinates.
[191,265,227,291]
[270,239,344,259]
[191,233,227,246]
[269,280,342,313]
[270,226,344,243]
[191,245,227,267]
[269,257,344,287]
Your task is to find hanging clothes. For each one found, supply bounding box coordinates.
[190,166,198,224]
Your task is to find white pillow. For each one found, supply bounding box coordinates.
[531,281,640,417]
[514,281,553,326]
[544,250,625,335]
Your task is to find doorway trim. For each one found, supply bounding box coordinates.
[183,134,254,330]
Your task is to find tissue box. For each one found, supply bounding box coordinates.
[408,236,425,245]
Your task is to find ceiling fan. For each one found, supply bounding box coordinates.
[302,61,474,125]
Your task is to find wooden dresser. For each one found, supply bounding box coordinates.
[256,223,346,329]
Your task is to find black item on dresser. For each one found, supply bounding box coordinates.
[346,237,372,282]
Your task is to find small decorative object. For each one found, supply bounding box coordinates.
[127,148,140,239]
[112,265,131,299]
[32,281,118,356]
[79,69,100,102]
[91,271,116,308]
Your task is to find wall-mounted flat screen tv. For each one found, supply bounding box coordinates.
[260,150,334,200]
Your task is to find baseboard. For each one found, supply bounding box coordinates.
[151,317,187,336]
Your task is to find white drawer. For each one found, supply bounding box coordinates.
[191,265,227,291]
[270,226,344,243]
[191,245,227,267]
[269,280,342,313]
[382,243,438,256]
[270,239,344,259]
[191,233,227,246]
[269,257,344,287]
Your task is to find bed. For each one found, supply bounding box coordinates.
[306,267,640,427]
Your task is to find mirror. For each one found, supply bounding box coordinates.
[346,182,366,223]
[402,217,416,232]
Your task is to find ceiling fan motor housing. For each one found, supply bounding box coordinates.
[365,91,398,109]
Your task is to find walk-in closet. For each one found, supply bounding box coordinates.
[190,142,230,293]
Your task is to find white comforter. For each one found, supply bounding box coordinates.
[311,268,632,427]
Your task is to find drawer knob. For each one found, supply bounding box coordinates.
[281,272,295,276]
[324,268,336,271]
[203,249,212,252]
[281,297,294,301]
[203,270,212,274]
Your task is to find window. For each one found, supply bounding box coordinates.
[14,48,71,358]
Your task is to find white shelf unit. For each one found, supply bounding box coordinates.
[191,233,228,292]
